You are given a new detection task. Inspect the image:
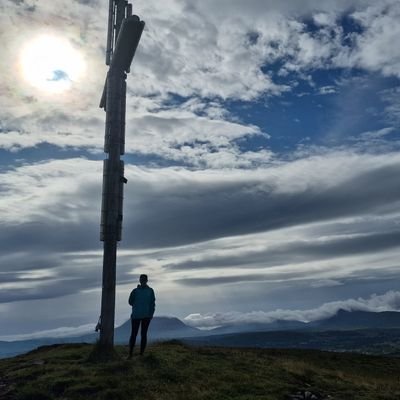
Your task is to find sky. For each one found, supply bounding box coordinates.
[1,0,400,339]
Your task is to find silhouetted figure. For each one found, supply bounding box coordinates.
[128,274,156,358]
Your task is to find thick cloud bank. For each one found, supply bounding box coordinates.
[184,290,400,328]
[0,151,399,307]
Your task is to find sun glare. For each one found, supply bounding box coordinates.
[19,35,86,94]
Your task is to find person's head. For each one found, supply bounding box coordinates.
[139,274,148,285]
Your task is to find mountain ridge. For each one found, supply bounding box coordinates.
[1,310,400,358]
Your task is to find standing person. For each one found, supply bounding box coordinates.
[128,274,156,358]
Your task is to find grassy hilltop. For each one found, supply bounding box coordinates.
[0,341,399,400]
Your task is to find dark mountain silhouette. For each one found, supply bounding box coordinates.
[0,316,203,358]
[113,316,203,343]
[309,309,400,330]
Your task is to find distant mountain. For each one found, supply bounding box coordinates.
[2,310,400,359]
[209,310,400,335]
[0,337,80,359]
[0,340,45,359]
[0,316,202,359]
[114,316,203,343]
[309,309,400,331]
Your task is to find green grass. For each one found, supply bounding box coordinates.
[0,341,399,399]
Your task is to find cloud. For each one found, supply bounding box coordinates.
[1,150,399,251]
[125,104,271,168]
[1,0,400,166]
[0,0,106,152]
[120,151,400,248]
[347,1,400,77]
[183,290,400,328]
[168,230,400,272]
[0,149,399,307]
[357,127,395,140]
[318,85,337,95]
[0,323,94,342]
[381,87,400,125]
[0,158,101,224]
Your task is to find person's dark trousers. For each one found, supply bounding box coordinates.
[129,317,152,356]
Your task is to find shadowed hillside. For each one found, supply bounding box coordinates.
[0,342,399,400]
[310,310,400,330]
[182,329,400,356]
[2,311,400,359]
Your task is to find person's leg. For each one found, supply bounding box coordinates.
[129,318,141,357]
[140,317,151,355]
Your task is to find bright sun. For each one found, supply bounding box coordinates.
[19,35,86,94]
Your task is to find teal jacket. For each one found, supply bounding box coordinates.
[128,284,156,319]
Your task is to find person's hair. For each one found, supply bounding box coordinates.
[139,274,148,282]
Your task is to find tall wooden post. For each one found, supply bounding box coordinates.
[97,0,144,357]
